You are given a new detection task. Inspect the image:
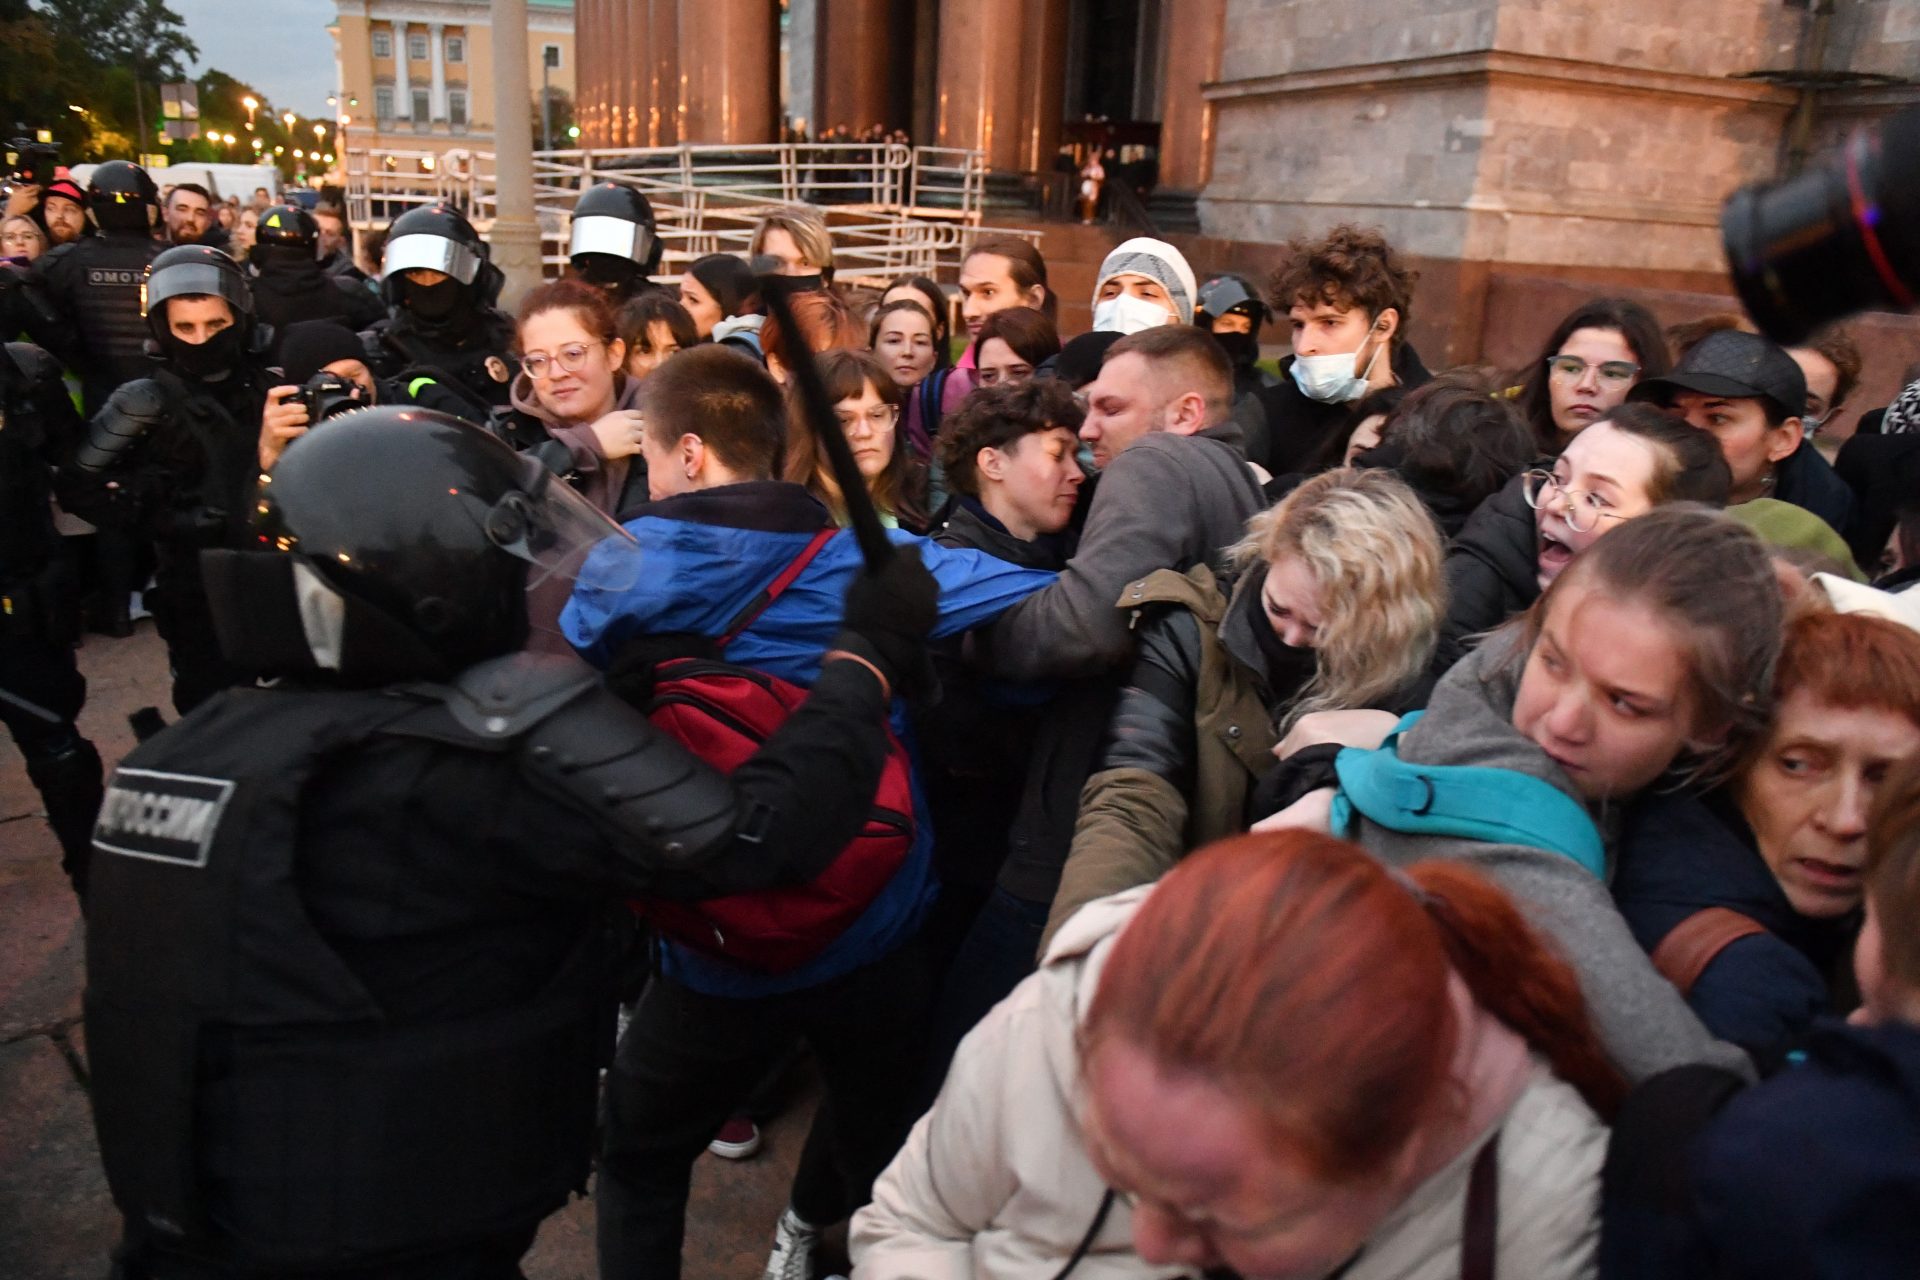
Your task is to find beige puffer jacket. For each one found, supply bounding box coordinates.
[851,889,1607,1280]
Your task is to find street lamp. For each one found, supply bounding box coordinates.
[243,95,258,126]
[282,111,297,129]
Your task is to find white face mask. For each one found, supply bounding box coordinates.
[1290,332,1386,404]
[1092,291,1174,336]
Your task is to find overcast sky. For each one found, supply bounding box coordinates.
[171,0,340,116]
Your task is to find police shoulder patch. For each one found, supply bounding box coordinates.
[93,768,235,868]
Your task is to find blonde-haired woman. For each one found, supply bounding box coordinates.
[750,206,836,288]
[1044,467,1447,942]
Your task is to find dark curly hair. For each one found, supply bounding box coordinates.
[1268,224,1418,344]
[937,379,1086,499]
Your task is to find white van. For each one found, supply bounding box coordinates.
[68,162,281,204]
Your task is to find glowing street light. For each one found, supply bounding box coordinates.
[252,137,263,150]
[282,111,297,129]
[243,95,259,125]
[293,148,305,159]
[313,123,327,141]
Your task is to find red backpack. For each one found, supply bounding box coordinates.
[635,529,917,972]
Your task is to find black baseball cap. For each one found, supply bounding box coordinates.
[1628,329,1808,422]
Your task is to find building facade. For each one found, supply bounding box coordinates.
[331,0,576,165]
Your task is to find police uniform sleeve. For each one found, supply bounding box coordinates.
[522,655,896,899]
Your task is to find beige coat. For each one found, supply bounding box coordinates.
[851,889,1607,1280]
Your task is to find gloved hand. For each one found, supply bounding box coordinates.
[834,545,938,700]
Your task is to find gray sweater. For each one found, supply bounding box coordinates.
[1355,637,1755,1085]
[985,421,1267,681]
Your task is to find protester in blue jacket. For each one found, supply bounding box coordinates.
[564,346,1054,1280]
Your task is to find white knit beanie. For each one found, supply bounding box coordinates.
[1093,237,1199,325]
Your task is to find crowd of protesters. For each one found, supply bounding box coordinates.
[5,155,1920,1280]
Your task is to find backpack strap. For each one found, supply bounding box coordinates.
[717,528,838,649]
[1331,712,1607,879]
[1650,907,1770,996]
[1461,1128,1502,1280]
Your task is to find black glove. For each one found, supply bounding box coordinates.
[835,545,939,700]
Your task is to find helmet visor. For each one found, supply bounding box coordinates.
[145,260,253,316]
[484,464,644,594]
[570,214,651,264]
[384,232,483,285]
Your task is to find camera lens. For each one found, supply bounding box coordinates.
[1721,106,1920,345]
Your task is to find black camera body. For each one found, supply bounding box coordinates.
[1722,106,1920,344]
[299,373,366,424]
[5,138,58,189]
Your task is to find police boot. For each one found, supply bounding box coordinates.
[26,736,104,899]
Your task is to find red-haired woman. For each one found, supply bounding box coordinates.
[1614,609,1920,1065]
[505,278,646,516]
[852,832,1620,1280]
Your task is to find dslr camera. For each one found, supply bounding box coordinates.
[5,138,58,190]
[1722,105,1920,344]
[300,373,369,424]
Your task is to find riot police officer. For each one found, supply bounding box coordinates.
[0,341,103,896]
[361,203,518,421]
[86,407,936,1279]
[23,161,167,414]
[1195,271,1280,472]
[567,181,662,305]
[64,245,275,713]
[246,205,385,359]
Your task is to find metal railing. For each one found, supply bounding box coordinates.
[344,141,1034,283]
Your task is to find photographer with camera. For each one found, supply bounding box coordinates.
[63,246,275,713]
[258,319,388,471]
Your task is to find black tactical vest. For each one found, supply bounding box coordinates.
[85,684,609,1269]
[39,234,165,412]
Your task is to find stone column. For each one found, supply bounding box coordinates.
[1157,0,1223,190]
[606,0,631,147]
[787,0,817,135]
[575,0,601,145]
[935,0,1057,172]
[816,0,897,135]
[1017,0,1069,173]
[489,0,543,307]
[676,0,777,144]
[429,23,447,123]
[649,0,680,146]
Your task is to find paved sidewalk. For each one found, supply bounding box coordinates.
[0,626,822,1280]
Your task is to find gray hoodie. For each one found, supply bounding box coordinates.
[1353,636,1755,1085]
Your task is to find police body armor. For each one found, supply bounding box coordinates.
[362,310,519,421]
[85,682,614,1269]
[32,234,166,412]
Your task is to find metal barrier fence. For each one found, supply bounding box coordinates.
[343,142,1019,282]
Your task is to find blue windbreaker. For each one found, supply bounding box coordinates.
[564,501,1056,997]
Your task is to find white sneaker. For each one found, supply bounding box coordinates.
[762,1207,820,1280]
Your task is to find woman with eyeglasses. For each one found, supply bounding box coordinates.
[786,349,930,533]
[1439,404,1730,670]
[504,278,648,517]
[1439,301,1675,675]
[1513,299,1670,455]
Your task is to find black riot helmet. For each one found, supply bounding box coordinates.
[87,160,161,234]
[252,204,321,260]
[568,182,662,297]
[143,245,255,375]
[242,408,643,680]
[380,202,504,316]
[1195,273,1271,330]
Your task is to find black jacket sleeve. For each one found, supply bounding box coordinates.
[1098,608,1202,790]
[1436,474,1539,672]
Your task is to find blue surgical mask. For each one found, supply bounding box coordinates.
[1290,333,1386,404]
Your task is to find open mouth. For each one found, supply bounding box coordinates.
[1537,531,1575,581]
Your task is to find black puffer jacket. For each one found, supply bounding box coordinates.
[1436,470,1540,675]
